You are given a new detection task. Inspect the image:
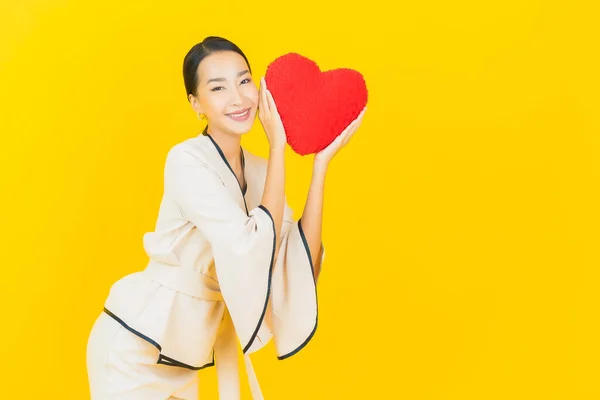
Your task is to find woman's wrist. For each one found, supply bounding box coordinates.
[269,146,286,156]
[313,158,329,173]
[312,162,328,183]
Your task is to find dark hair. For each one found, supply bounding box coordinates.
[183,36,252,101]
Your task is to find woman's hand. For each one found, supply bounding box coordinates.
[314,106,366,167]
[258,77,287,151]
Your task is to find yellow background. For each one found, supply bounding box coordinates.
[1,0,599,398]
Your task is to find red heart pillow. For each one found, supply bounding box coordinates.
[265,53,368,155]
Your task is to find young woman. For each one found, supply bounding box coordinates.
[86,36,366,400]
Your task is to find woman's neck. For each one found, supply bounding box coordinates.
[205,125,242,169]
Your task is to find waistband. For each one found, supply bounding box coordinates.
[142,260,263,399]
[143,260,224,302]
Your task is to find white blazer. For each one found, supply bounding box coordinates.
[102,128,324,399]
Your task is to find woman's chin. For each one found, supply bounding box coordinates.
[224,118,254,135]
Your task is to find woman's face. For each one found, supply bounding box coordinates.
[191,51,258,136]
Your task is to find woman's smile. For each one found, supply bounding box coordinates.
[226,107,251,122]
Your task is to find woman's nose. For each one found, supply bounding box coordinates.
[230,87,244,105]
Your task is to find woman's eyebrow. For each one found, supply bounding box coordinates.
[206,70,250,85]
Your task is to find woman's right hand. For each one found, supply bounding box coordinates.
[258,77,287,151]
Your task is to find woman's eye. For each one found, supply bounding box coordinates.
[211,78,250,91]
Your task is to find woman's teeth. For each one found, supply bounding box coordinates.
[227,109,250,121]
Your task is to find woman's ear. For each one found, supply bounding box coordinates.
[188,94,203,114]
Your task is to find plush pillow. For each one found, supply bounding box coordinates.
[265,52,368,155]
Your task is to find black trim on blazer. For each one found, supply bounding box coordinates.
[158,354,214,370]
[243,204,276,354]
[201,126,275,355]
[103,307,214,371]
[277,218,321,361]
[202,127,249,212]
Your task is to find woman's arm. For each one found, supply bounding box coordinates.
[258,77,288,252]
[261,148,286,253]
[301,107,367,277]
[298,162,326,278]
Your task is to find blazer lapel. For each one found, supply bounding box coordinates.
[199,129,249,216]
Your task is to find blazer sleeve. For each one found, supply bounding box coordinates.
[164,146,276,353]
[269,199,325,360]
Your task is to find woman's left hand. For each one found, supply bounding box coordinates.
[314,106,367,167]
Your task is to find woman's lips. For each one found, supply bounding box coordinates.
[226,108,251,122]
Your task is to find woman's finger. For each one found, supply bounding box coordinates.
[260,77,269,112]
[345,118,359,134]
[341,129,353,144]
[338,129,351,146]
[350,108,366,128]
[257,81,264,117]
[348,110,365,133]
[353,109,366,125]
[265,89,279,113]
[358,109,366,123]
[340,120,355,136]
[358,106,367,119]
[341,120,360,145]
[329,131,345,150]
[345,128,358,144]
[328,108,365,153]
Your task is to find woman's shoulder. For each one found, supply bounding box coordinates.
[164,134,214,165]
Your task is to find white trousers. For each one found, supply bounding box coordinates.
[86,311,199,400]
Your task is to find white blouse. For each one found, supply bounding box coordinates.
[102,129,324,399]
